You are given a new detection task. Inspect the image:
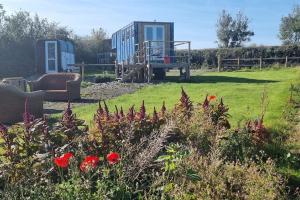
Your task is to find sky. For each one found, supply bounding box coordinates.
[1,0,299,49]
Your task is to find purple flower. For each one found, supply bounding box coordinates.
[127,106,135,122]
[0,123,7,134]
[152,107,159,123]
[138,100,146,120]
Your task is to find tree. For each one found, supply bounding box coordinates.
[216,10,233,48]
[216,10,254,48]
[279,5,300,45]
[0,6,73,77]
[74,28,110,63]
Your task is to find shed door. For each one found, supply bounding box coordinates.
[144,25,165,61]
[45,41,58,73]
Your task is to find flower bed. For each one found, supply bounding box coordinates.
[0,88,298,199]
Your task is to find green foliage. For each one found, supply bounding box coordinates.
[160,153,287,200]
[0,6,72,77]
[279,4,300,45]
[74,28,111,63]
[178,45,300,69]
[1,84,299,199]
[216,10,254,48]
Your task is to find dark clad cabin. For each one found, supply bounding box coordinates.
[35,39,75,74]
[112,21,174,65]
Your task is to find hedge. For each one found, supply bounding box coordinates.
[177,45,300,69]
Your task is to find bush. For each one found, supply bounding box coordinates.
[178,45,300,69]
[0,89,294,199]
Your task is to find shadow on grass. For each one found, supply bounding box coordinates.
[162,75,279,84]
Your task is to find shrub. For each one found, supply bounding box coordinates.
[0,88,292,199]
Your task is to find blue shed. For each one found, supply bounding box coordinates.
[112,21,174,65]
[35,39,76,73]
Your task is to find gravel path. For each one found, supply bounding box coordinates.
[44,82,147,115]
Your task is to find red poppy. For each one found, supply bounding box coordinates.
[208,95,217,101]
[80,155,100,172]
[107,152,120,165]
[54,152,74,168]
[63,152,74,159]
[54,157,69,168]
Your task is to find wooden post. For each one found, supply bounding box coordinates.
[259,57,262,70]
[237,57,240,68]
[81,61,85,81]
[121,61,124,81]
[147,64,152,83]
[285,56,288,67]
[115,60,118,78]
[217,55,221,72]
[186,41,191,80]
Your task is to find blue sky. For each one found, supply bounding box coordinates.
[1,0,299,48]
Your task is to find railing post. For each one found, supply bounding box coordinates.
[121,61,124,81]
[237,57,240,68]
[147,64,152,83]
[115,60,118,78]
[285,56,288,67]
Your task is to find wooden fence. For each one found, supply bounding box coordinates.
[217,56,300,72]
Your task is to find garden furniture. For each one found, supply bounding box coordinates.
[0,83,44,124]
[28,73,81,101]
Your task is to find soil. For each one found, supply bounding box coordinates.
[44,82,147,115]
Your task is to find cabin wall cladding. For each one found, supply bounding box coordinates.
[112,21,174,65]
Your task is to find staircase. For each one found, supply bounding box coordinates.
[115,64,147,82]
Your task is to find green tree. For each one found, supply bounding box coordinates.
[216,10,254,48]
[74,28,110,63]
[279,5,300,45]
[0,6,72,77]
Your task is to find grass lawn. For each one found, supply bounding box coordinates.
[74,68,300,129]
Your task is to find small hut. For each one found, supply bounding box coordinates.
[35,39,76,73]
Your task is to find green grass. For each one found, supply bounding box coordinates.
[73,68,300,128]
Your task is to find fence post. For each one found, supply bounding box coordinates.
[285,56,288,67]
[217,55,221,72]
[237,57,240,68]
[81,61,85,81]
[259,57,262,70]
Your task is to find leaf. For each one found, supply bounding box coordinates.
[156,155,171,162]
[186,169,201,182]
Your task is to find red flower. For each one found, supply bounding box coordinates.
[80,155,100,172]
[208,95,217,101]
[107,152,120,165]
[63,152,74,159]
[54,152,74,168]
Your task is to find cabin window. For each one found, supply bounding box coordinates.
[157,27,163,41]
[145,27,153,41]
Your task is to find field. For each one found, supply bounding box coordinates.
[74,68,300,129]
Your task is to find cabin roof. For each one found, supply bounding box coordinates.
[113,21,174,35]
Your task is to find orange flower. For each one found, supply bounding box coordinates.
[208,95,217,101]
[80,155,100,172]
[54,152,74,168]
[107,152,120,165]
